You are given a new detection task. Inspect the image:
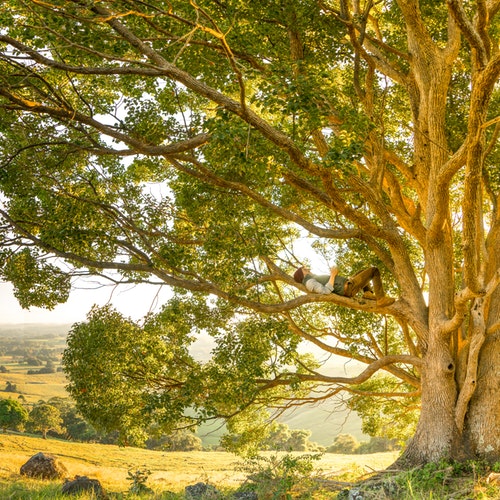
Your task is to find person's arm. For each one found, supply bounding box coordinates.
[329,266,338,288]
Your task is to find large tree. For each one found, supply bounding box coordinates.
[0,0,499,466]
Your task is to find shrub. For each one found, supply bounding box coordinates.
[327,434,360,454]
[238,453,322,499]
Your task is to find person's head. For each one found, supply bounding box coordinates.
[293,266,310,283]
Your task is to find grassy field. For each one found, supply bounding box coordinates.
[0,433,400,495]
[3,434,499,499]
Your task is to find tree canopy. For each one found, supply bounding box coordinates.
[0,0,499,466]
[0,398,29,433]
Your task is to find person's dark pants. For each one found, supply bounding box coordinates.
[343,267,386,299]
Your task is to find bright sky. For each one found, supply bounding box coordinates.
[0,280,172,325]
[0,237,326,325]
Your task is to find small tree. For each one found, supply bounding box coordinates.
[46,397,100,442]
[327,434,360,454]
[160,430,203,451]
[266,423,293,451]
[29,403,63,439]
[0,398,28,433]
[357,436,398,454]
[5,381,17,393]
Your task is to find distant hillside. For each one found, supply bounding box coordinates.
[0,323,72,338]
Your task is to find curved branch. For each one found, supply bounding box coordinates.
[0,34,165,76]
[285,317,421,387]
[0,86,211,156]
[446,0,489,67]
[169,156,384,245]
[441,287,481,335]
[0,206,405,320]
[257,354,421,388]
[322,0,408,85]
[442,268,500,335]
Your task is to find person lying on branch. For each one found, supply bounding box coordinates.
[293,265,395,307]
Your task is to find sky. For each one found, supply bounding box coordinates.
[0,237,327,325]
[0,280,172,325]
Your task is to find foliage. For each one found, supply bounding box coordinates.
[45,397,103,443]
[146,430,203,452]
[5,381,16,391]
[63,304,203,446]
[27,360,56,375]
[127,467,154,496]
[0,398,29,432]
[263,422,324,452]
[0,0,499,465]
[333,460,500,500]
[346,377,419,445]
[28,403,63,439]
[356,436,399,454]
[238,453,323,499]
[387,460,500,500]
[327,434,360,454]
[327,434,398,454]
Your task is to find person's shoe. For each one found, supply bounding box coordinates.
[362,291,377,300]
[376,297,395,307]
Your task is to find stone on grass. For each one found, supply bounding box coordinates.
[62,475,106,498]
[233,490,258,499]
[185,481,221,499]
[20,452,68,480]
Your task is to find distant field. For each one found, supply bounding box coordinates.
[0,355,68,404]
[0,433,400,494]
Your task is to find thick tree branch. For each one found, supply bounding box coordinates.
[285,316,421,387]
[446,0,489,67]
[0,87,211,156]
[455,298,487,430]
[257,354,421,389]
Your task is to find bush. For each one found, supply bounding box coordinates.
[327,434,360,454]
[238,453,322,499]
[356,436,399,453]
[146,430,203,451]
[261,422,324,452]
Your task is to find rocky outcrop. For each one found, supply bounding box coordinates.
[19,452,68,480]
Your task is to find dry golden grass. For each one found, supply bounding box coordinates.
[0,355,68,404]
[0,433,399,494]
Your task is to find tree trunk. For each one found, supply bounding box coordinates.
[464,208,500,461]
[396,339,462,466]
[464,332,500,460]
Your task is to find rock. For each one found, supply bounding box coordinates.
[185,481,221,499]
[233,490,258,500]
[20,452,68,480]
[348,488,365,500]
[62,475,106,498]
